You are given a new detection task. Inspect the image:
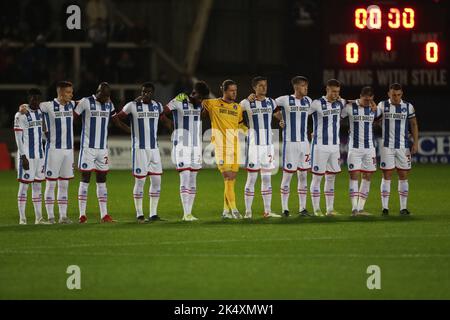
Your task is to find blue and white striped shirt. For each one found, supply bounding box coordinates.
[309,97,345,147]
[241,97,275,146]
[275,95,311,143]
[39,99,74,150]
[75,95,116,150]
[13,106,44,159]
[341,100,382,149]
[167,97,202,147]
[378,99,415,149]
[123,100,163,150]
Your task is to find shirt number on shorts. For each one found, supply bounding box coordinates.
[104,156,109,164]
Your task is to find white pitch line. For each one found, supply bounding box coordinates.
[1,249,450,259]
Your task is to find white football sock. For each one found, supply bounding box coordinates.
[96,182,108,218]
[57,180,69,219]
[44,180,56,219]
[78,182,89,217]
[297,170,308,211]
[133,177,145,217]
[188,171,198,215]
[357,179,371,211]
[179,170,190,216]
[381,178,391,210]
[324,174,336,212]
[349,179,359,211]
[149,175,161,217]
[261,172,272,213]
[244,171,258,213]
[310,174,323,212]
[280,171,293,212]
[18,182,29,221]
[398,179,409,210]
[31,182,42,220]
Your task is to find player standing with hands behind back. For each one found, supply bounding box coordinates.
[378,83,419,216]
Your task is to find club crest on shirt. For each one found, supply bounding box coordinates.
[233,105,238,110]
[402,107,407,113]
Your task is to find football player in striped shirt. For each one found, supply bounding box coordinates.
[377,83,419,216]
[341,86,381,216]
[275,76,312,217]
[241,76,281,219]
[39,81,76,224]
[308,79,346,217]
[116,82,172,223]
[166,81,211,221]
[14,89,48,225]
[74,82,130,224]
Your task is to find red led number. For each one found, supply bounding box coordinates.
[346,42,359,63]
[355,7,415,29]
[426,42,439,63]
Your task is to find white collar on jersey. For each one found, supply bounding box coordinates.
[388,99,404,105]
[53,98,72,106]
[136,99,156,105]
[290,94,306,101]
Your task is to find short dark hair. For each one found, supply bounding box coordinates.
[291,76,309,86]
[221,79,236,92]
[389,83,403,91]
[142,82,155,91]
[194,81,210,98]
[360,86,374,97]
[326,79,340,87]
[56,81,73,89]
[28,88,42,96]
[251,76,267,88]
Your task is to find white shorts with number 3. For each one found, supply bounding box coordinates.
[380,147,411,171]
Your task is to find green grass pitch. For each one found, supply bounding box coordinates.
[0,164,449,299]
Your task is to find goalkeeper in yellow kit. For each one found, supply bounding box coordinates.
[202,80,247,219]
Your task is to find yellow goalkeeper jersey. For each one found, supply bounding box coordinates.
[202,98,245,147]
